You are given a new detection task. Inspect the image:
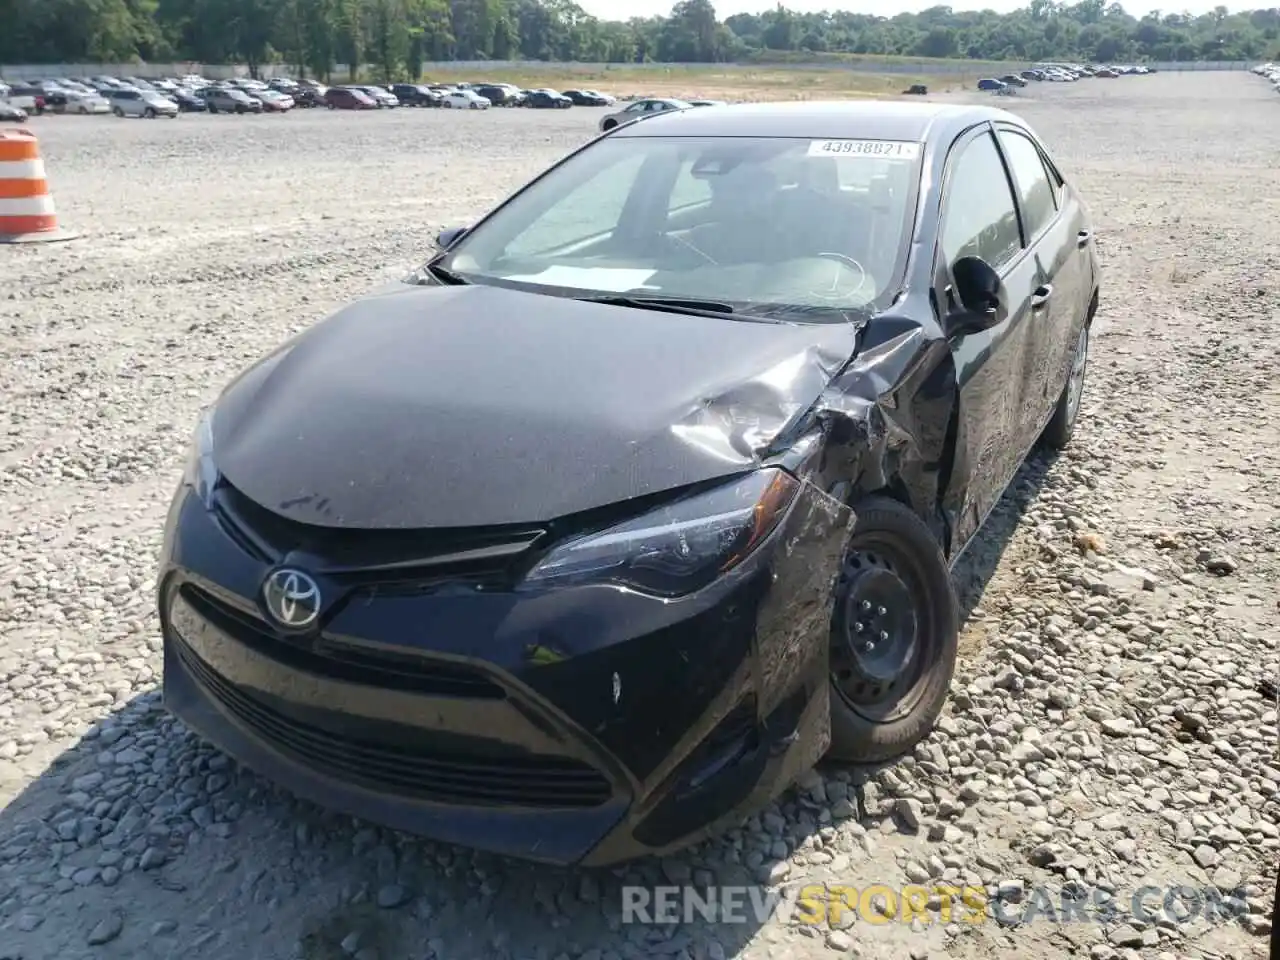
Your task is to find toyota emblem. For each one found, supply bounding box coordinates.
[262,568,321,628]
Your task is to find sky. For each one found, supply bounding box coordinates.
[575,0,1256,19]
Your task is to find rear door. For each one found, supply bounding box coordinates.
[934,125,1041,551]
[993,123,1090,442]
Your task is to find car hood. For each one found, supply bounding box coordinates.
[212,282,858,529]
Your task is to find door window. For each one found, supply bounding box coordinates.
[996,129,1058,241]
[939,131,1021,270]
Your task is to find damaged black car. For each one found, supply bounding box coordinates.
[158,101,1100,866]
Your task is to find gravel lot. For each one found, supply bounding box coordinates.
[1,72,1277,960]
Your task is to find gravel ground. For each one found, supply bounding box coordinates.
[1,73,1277,960]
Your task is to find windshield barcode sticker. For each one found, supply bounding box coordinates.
[807,140,922,159]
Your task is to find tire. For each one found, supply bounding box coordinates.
[112,107,123,118]
[1040,315,1091,450]
[827,496,959,764]
[208,104,217,114]
[602,119,617,131]
[144,108,155,118]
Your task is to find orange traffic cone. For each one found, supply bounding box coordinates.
[0,128,78,243]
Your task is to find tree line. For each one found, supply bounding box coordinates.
[2,0,1278,79]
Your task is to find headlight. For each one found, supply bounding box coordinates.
[522,468,801,597]
[182,408,218,506]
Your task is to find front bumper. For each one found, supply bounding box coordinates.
[159,477,848,865]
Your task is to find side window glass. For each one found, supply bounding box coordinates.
[940,132,1021,269]
[997,129,1058,240]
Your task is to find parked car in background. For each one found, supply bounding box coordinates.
[561,89,610,106]
[347,85,399,107]
[524,89,572,109]
[443,89,491,109]
[3,83,45,115]
[598,97,691,131]
[170,88,208,112]
[998,74,1027,87]
[1094,68,1119,78]
[0,101,27,122]
[474,84,516,106]
[390,83,439,107]
[324,86,377,110]
[293,85,326,107]
[44,89,110,114]
[201,86,262,114]
[109,88,179,118]
[977,78,1008,92]
[256,89,295,112]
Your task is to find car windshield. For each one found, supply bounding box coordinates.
[437,135,921,321]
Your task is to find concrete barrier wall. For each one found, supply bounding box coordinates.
[1,59,1254,81]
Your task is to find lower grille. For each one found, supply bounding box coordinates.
[173,634,613,808]
[181,584,505,700]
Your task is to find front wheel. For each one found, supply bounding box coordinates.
[602,119,617,131]
[112,107,124,118]
[208,104,217,114]
[827,497,959,764]
[1040,321,1090,450]
[144,107,156,118]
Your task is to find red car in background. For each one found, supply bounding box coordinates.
[324,87,376,110]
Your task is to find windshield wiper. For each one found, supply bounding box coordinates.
[578,294,736,316]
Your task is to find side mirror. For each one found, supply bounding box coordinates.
[947,256,1004,334]
[436,226,468,250]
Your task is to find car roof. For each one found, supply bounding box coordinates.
[612,100,1022,143]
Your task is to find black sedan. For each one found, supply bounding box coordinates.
[170,89,208,112]
[562,89,610,106]
[158,101,1098,867]
[390,83,440,107]
[524,88,572,109]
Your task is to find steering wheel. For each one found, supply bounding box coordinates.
[806,252,870,302]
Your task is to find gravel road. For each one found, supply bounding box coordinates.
[1,73,1277,960]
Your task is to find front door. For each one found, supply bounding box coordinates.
[993,123,1088,443]
[934,126,1040,553]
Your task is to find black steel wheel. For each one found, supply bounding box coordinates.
[827,497,958,763]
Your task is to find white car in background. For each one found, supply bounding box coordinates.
[109,88,179,118]
[444,89,490,109]
[598,97,692,132]
[61,89,111,114]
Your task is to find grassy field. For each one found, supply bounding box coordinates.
[415,64,983,101]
